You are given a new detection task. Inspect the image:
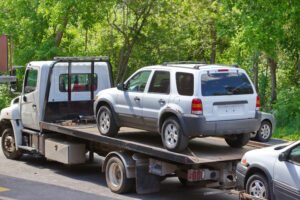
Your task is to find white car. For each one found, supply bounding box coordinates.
[237,141,300,200]
[94,63,261,152]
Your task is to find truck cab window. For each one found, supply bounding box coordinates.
[59,73,98,92]
[24,69,38,94]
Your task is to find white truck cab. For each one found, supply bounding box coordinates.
[0,57,112,159]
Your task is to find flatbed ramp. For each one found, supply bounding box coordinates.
[40,122,257,165]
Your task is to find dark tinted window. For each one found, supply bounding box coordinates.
[288,145,300,164]
[176,72,194,96]
[149,71,170,94]
[24,69,38,94]
[59,73,97,92]
[201,72,253,96]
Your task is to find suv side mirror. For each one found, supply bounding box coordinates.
[278,152,288,162]
[117,83,126,91]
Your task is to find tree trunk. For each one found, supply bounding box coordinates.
[85,28,88,52]
[55,14,69,47]
[252,52,260,92]
[210,21,217,64]
[267,57,277,104]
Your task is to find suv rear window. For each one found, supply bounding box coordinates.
[201,72,253,96]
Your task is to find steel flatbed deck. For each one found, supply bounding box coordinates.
[40,121,258,165]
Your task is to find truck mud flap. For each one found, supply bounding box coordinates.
[134,154,161,194]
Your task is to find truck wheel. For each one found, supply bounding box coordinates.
[97,106,119,137]
[225,133,250,148]
[246,173,270,199]
[1,128,22,160]
[105,156,134,194]
[255,120,272,142]
[161,117,189,152]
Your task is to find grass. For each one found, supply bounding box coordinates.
[273,127,300,141]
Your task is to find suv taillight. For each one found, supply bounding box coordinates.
[256,96,260,110]
[192,98,203,115]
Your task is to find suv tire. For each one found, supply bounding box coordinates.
[225,133,250,148]
[97,106,119,137]
[161,117,189,152]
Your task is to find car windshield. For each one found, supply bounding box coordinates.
[201,72,254,96]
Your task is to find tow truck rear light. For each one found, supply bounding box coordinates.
[187,169,219,182]
[192,98,203,115]
[256,96,260,111]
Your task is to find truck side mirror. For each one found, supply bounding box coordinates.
[117,83,126,91]
[278,152,288,162]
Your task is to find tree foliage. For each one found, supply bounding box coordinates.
[0,0,299,138]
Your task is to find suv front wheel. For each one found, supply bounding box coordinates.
[161,117,189,152]
[97,106,119,137]
[224,133,250,148]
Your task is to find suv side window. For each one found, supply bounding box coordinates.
[24,68,38,94]
[176,72,194,96]
[288,145,300,165]
[148,71,170,94]
[126,70,151,92]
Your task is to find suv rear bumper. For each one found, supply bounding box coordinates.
[181,112,261,137]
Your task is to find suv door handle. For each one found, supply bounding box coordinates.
[134,97,140,101]
[158,99,165,104]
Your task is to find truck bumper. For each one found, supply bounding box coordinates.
[236,162,247,190]
[181,112,261,137]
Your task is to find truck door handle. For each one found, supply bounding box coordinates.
[158,99,165,104]
[23,96,27,102]
[134,97,140,101]
[32,104,37,109]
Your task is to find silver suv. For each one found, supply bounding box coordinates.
[94,63,261,152]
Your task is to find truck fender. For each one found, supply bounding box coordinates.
[0,119,23,149]
[0,103,21,120]
[102,151,136,179]
[10,120,23,148]
[158,106,186,135]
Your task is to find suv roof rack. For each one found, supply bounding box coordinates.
[54,56,109,62]
[162,61,207,66]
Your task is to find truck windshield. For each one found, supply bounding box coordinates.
[201,72,254,96]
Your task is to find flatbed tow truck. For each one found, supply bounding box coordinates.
[0,57,267,198]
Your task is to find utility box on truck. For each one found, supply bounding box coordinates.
[45,138,86,164]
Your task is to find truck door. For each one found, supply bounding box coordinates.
[21,66,40,130]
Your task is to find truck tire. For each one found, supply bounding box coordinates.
[96,106,119,137]
[105,156,134,194]
[225,133,250,148]
[246,173,270,199]
[255,120,272,142]
[161,117,189,152]
[1,128,22,160]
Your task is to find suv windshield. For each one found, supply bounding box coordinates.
[201,72,253,96]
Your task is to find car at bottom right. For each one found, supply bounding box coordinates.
[237,141,300,200]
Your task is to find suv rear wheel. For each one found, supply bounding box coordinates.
[97,106,119,137]
[224,133,250,148]
[161,117,189,152]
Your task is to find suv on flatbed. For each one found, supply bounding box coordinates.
[94,63,261,152]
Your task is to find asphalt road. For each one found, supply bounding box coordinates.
[0,145,240,200]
